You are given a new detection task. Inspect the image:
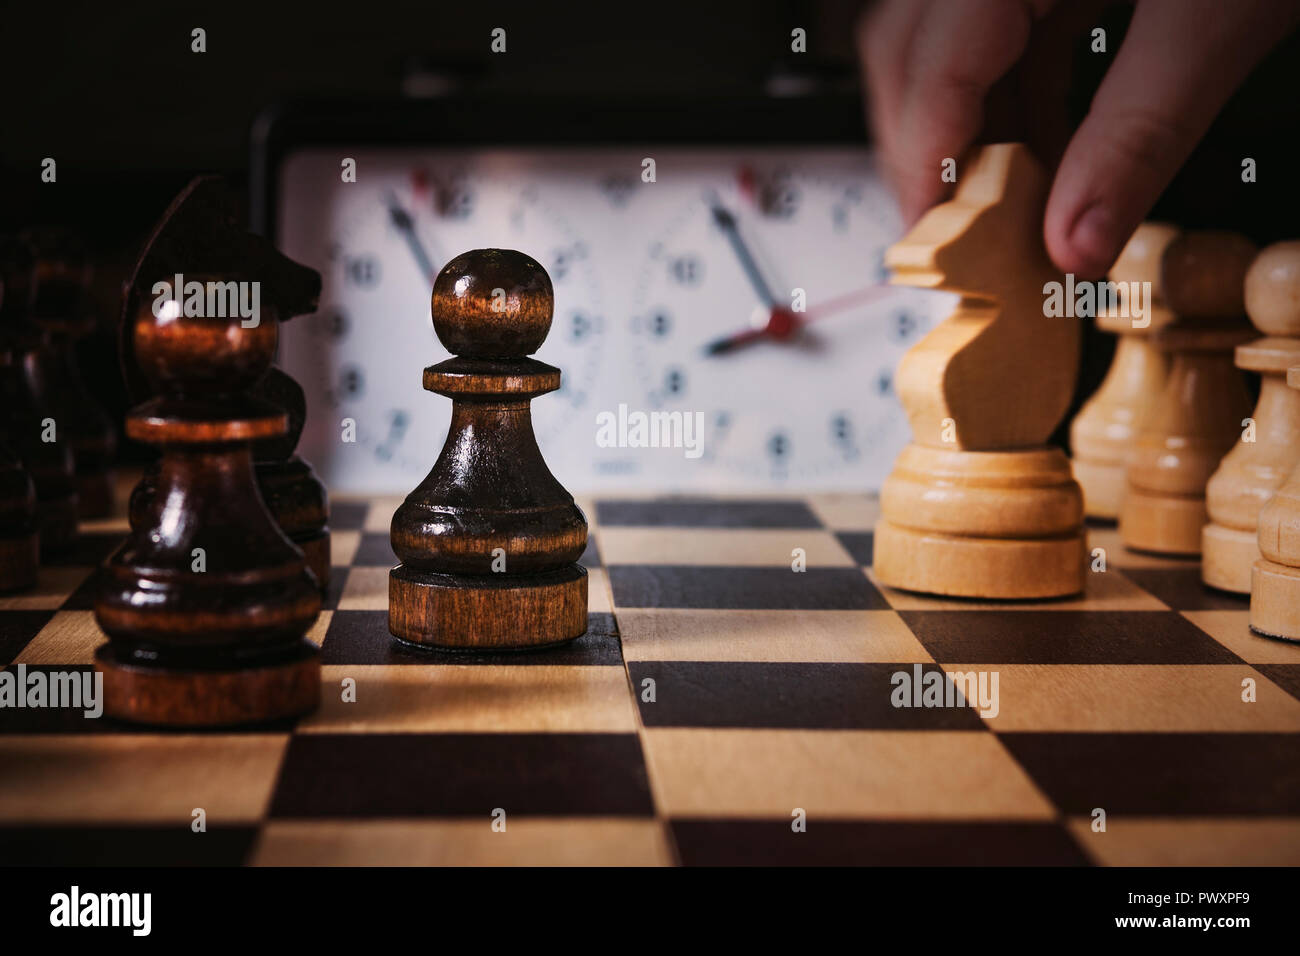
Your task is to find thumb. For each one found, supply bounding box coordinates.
[1043,0,1300,278]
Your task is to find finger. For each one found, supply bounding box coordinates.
[1044,0,1300,277]
[889,0,1045,225]
[857,0,932,203]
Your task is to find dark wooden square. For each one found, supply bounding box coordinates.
[608,566,889,610]
[835,531,874,566]
[0,610,55,663]
[0,825,259,865]
[1122,567,1251,611]
[999,733,1300,815]
[596,499,822,528]
[900,610,1242,664]
[670,819,1090,866]
[628,661,986,729]
[329,500,370,531]
[269,733,656,817]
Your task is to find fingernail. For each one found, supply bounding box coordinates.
[1069,203,1120,277]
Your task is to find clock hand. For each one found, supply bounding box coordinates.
[383,190,441,284]
[706,191,779,308]
[802,284,896,323]
[703,283,895,356]
[704,310,796,355]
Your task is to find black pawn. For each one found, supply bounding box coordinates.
[389,249,588,650]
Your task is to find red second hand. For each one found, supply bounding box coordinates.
[802,283,895,322]
[706,283,896,354]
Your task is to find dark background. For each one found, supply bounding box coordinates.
[2,0,1298,457]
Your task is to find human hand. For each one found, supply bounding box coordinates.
[857,0,1300,277]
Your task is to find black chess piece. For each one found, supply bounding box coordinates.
[0,259,39,591]
[389,248,588,650]
[94,272,321,726]
[119,177,328,577]
[252,367,331,590]
[0,439,38,592]
[23,233,117,518]
[0,235,77,556]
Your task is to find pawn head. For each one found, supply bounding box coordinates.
[134,271,278,397]
[431,248,553,358]
[1162,231,1258,319]
[1244,241,1300,337]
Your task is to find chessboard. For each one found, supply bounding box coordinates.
[2,488,1299,867]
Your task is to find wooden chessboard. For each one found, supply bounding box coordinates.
[2,491,1299,866]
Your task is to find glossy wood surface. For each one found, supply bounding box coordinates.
[94,182,323,726]
[390,249,588,648]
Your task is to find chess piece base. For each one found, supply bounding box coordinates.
[1201,522,1258,593]
[389,563,587,650]
[1119,489,1206,555]
[1071,457,1126,521]
[1249,558,1300,642]
[0,532,39,592]
[875,444,1086,598]
[874,522,1087,599]
[94,639,320,727]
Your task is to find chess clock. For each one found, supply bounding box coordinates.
[253,95,948,492]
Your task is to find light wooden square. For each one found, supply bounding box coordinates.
[1087,525,1194,570]
[15,611,104,665]
[337,566,389,611]
[1185,610,1300,664]
[617,608,932,662]
[253,818,672,866]
[967,664,1300,732]
[0,735,288,823]
[301,664,638,733]
[806,493,880,531]
[599,528,854,567]
[1066,816,1300,866]
[641,728,1055,820]
[329,529,361,566]
[363,496,404,532]
[587,567,613,614]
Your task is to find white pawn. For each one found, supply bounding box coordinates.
[1071,222,1177,519]
[1204,241,1300,591]
[1119,231,1256,555]
[1249,242,1300,641]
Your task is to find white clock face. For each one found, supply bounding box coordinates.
[275,147,948,492]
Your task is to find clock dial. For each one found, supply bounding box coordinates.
[277,152,606,491]
[625,163,930,485]
[274,147,948,491]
